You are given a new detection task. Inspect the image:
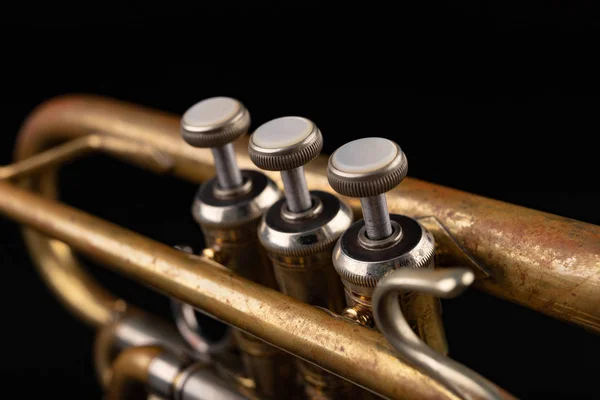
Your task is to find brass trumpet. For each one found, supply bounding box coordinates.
[0,94,598,400]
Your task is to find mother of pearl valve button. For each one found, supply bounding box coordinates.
[182,97,241,131]
[248,116,322,172]
[331,137,398,174]
[251,116,314,149]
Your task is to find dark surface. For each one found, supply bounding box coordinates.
[197,170,268,207]
[341,215,425,263]
[2,10,599,399]
[265,191,340,233]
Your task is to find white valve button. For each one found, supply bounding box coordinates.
[252,116,314,149]
[331,137,398,174]
[182,97,241,129]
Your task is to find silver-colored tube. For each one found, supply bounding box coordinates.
[373,268,504,400]
[211,144,243,190]
[147,351,248,400]
[177,364,248,400]
[360,194,393,240]
[148,351,186,399]
[280,166,312,213]
[113,314,190,356]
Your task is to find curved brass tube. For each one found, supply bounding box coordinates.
[95,319,121,388]
[1,133,174,327]
[106,346,163,400]
[12,95,193,327]
[12,94,600,333]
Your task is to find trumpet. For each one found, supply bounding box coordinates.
[0,94,598,400]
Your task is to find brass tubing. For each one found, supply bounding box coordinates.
[12,95,201,327]
[0,179,476,400]
[106,346,163,400]
[0,134,172,181]
[95,320,121,388]
[13,94,600,334]
[0,134,174,327]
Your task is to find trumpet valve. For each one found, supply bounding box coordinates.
[249,117,358,399]
[249,116,352,312]
[328,137,448,354]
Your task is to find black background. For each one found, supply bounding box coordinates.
[1,7,599,399]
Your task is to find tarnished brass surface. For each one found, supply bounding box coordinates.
[417,216,491,280]
[269,252,360,399]
[0,179,489,400]
[10,94,599,333]
[106,346,163,400]
[213,351,258,399]
[402,293,447,356]
[232,329,299,399]
[203,225,278,290]
[270,252,346,315]
[344,286,448,356]
[201,219,298,399]
[297,360,357,400]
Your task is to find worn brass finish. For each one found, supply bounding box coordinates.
[232,329,298,399]
[270,252,346,315]
[296,361,356,400]
[201,224,278,290]
[9,94,599,334]
[0,178,474,400]
[402,293,447,356]
[269,251,358,400]
[344,284,448,356]
[213,351,258,399]
[202,223,298,400]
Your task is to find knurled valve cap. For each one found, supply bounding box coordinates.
[248,116,323,171]
[327,137,408,198]
[249,117,323,214]
[180,97,250,148]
